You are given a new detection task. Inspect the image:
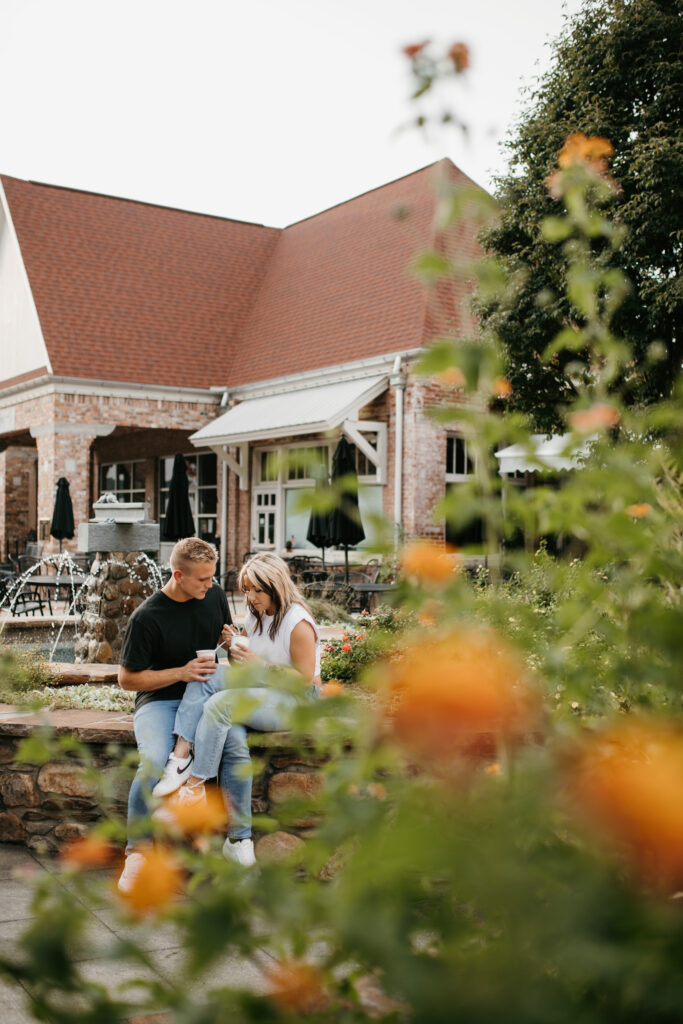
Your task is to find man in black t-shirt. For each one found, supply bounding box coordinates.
[117,537,251,891]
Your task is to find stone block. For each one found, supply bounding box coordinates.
[102,598,122,617]
[37,763,97,799]
[255,831,305,863]
[0,738,18,764]
[95,641,114,664]
[24,820,53,835]
[104,619,118,641]
[54,822,89,842]
[26,834,58,856]
[78,522,160,554]
[268,771,324,804]
[0,811,25,842]
[118,578,140,596]
[0,770,39,807]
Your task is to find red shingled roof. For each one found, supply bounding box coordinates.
[1,176,280,389]
[229,159,483,386]
[2,159,484,391]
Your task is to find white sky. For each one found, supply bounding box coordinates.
[1,0,585,228]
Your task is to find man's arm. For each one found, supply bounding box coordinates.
[118,657,216,692]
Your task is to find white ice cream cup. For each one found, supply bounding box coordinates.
[231,635,250,651]
[196,648,216,659]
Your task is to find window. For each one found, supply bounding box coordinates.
[100,461,146,503]
[445,435,483,549]
[159,452,218,543]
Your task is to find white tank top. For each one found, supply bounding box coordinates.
[244,603,321,678]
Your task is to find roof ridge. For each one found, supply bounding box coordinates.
[0,173,275,230]
[283,158,455,228]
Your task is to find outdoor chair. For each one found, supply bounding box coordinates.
[221,568,241,615]
[3,573,50,616]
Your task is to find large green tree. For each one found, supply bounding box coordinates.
[480,0,682,431]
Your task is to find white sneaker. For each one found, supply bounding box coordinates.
[223,837,256,867]
[152,753,194,797]
[152,782,206,826]
[117,851,145,893]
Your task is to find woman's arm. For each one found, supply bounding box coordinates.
[288,620,318,683]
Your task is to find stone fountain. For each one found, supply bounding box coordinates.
[74,498,162,664]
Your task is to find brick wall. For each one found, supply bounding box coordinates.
[0,447,37,560]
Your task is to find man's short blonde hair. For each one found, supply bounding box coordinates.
[170,538,218,572]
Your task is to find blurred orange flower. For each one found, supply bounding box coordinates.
[568,721,683,889]
[558,132,614,172]
[417,598,441,627]
[382,629,539,765]
[401,540,458,585]
[341,643,352,653]
[625,503,653,519]
[158,785,229,837]
[569,403,620,433]
[436,366,465,387]
[494,376,513,398]
[266,961,329,1015]
[321,681,344,698]
[447,41,470,72]
[60,835,115,871]
[117,845,182,916]
[403,41,429,59]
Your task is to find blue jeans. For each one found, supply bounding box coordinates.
[192,684,319,782]
[127,696,252,852]
[173,664,226,744]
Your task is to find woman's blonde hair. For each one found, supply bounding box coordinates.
[238,553,311,641]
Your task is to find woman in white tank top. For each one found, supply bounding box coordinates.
[163,553,321,866]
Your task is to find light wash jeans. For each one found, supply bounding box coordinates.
[192,683,319,783]
[127,695,252,852]
[174,663,226,745]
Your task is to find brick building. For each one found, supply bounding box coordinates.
[0,159,485,573]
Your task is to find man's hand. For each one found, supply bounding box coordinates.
[182,654,217,683]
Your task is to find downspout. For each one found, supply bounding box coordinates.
[220,450,228,580]
[390,355,406,552]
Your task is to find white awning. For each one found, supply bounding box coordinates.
[495,434,589,476]
[190,375,388,447]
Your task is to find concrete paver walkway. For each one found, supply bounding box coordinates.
[0,843,274,1024]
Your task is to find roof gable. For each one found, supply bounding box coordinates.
[228,160,484,386]
[0,176,280,389]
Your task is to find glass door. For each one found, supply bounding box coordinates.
[252,487,279,549]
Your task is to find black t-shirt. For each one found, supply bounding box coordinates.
[120,585,232,711]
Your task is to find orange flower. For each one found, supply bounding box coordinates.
[367,782,387,800]
[417,598,441,627]
[266,961,328,1015]
[494,376,512,398]
[568,721,683,889]
[436,366,465,387]
[60,835,115,870]
[558,132,614,172]
[569,403,620,433]
[117,845,182,917]
[321,681,344,698]
[382,630,539,765]
[403,40,429,59]
[401,540,457,585]
[625,503,653,519]
[157,784,229,837]
[341,643,352,653]
[447,41,470,72]
[485,763,501,775]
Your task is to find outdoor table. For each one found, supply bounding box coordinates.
[29,574,86,612]
[348,581,398,613]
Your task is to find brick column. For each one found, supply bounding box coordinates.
[30,422,115,554]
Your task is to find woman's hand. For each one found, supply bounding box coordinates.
[220,624,240,650]
[229,644,263,666]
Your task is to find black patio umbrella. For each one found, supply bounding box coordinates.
[328,435,365,582]
[162,453,195,541]
[50,477,75,552]
[306,465,333,568]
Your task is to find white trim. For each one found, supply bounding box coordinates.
[221,348,423,402]
[212,443,249,491]
[0,373,217,410]
[342,420,387,484]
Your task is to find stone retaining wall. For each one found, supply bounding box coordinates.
[0,705,325,861]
